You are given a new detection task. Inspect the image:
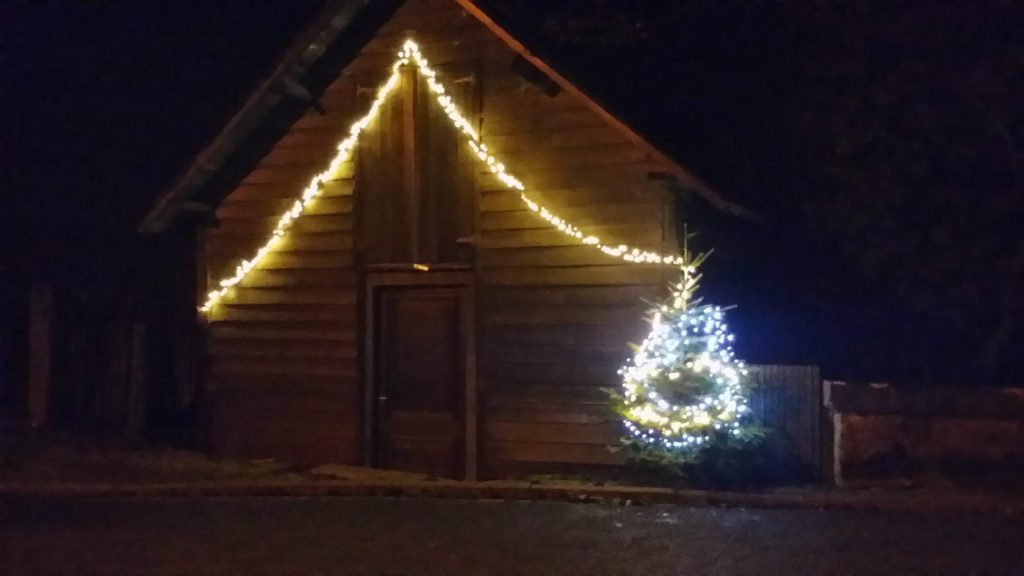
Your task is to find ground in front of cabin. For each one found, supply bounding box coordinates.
[2,496,1023,575]
[3,444,1023,574]
[0,441,487,486]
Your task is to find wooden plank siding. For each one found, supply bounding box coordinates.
[203,80,364,465]
[201,0,681,473]
[462,0,678,475]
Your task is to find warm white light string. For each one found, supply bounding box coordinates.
[402,40,686,267]
[201,39,685,313]
[199,59,403,313]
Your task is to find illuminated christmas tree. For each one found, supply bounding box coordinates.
[612,250,761,467]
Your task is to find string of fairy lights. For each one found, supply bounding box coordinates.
[200,39,686,313]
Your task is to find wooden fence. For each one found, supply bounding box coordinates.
[21,227,201,442]
[29,283,142,437]
[749,364,825,482]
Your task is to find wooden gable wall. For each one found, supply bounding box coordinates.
[202,0,680,473]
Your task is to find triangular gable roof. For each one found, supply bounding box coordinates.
[201,38,706,312]
[138,0,750,235]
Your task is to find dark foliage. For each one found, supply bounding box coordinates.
[618,428,814,490]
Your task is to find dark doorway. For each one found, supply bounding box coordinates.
[365,273,475,479]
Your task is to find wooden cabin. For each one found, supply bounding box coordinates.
[139,0,741,479]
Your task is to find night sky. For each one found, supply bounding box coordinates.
[5,1,325,275]
[4,0,1022,386]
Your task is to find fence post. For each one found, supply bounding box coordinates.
[822,380,843,486]
[125,322,148,441]
[28,282,53,430]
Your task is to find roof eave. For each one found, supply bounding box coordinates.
[137,0,374,234]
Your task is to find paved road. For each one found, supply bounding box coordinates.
[2,496,1022,575]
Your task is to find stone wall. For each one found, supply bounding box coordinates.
[825,382,1024,489]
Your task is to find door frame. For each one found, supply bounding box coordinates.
[362,270,477,480]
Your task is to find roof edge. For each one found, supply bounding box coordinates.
[138,0,376,234]
[455,0,756,220]
[140,0,756,234]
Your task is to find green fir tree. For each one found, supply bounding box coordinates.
[611,252,762,471]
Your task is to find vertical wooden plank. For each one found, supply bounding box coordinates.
[28,283,52,430]
[402,65,420,261]
[355,69,408,264]
[177,224,201,421]
[389,84,407,263]
[106,301,132,430]
[193,224,211,445]
[125,322,148,441]
[410,60,479,265]
[452,61,479,264]
[418,65,440,263]
[463,280,478,480]
[362,275,377,467]
[821,380,837,485]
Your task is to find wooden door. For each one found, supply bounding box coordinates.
[372,283,470,478]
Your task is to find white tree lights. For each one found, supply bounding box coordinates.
[614,256,758,462]
[201,39,687,313]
